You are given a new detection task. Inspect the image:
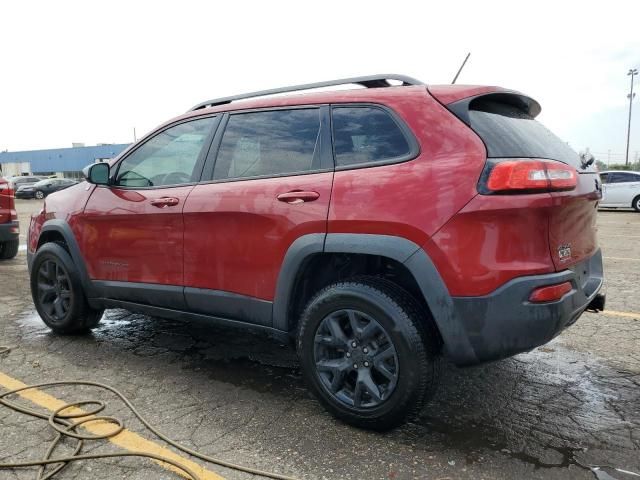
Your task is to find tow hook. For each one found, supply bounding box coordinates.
[586,293,606,312]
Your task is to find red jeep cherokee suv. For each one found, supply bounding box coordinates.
[27,75,605,429]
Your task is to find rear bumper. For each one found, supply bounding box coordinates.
[450,249,604,365]
[0,221,20,242]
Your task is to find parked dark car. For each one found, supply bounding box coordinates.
[27,74,605,429]
[17,178,78,199]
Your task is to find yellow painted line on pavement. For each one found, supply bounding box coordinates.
[0,371,225,480]
[601,310,640,320]
[604,256,640,262]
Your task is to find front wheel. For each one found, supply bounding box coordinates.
[34,190,45,199]
[30,243,103,334]
[297,277,441,430]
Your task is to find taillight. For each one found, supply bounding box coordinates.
[529,281,572,303]
[482,159,577,194]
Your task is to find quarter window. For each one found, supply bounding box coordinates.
[332,107,411,167]
[213,109,321,180]
[115,117,216,188]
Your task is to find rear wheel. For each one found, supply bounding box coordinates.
[30,243,103,334]
[633,195,640,212]
[297,277,441,430]
[0,240,19,260]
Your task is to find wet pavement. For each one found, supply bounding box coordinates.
[0,199,639,480]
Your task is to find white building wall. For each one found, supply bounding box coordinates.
[0,162,32,177]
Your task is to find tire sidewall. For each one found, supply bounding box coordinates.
[30,243,86,332]
[0,240,19,260]
[298,283,427,425]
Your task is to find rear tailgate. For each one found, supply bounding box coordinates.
[0,179,12,223]
[547,174,600,269]
[432,88,600,271]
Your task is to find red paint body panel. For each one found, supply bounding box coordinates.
[77,185,194,284]
[328,89,487,245]
[183,172,333,300]
[427,193,556,296]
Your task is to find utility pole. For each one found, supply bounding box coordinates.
[626,68,638,166]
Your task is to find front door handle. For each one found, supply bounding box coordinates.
[276,191,320,204]
[150,197,180,208]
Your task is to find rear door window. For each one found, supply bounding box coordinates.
[331,106,412,167]
[465,97,585,170]
[213,109,321,180]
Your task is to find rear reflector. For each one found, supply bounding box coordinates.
[485,159,577,193]
[529,282,572,303]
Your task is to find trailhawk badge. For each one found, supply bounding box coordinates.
[558,244,572,261]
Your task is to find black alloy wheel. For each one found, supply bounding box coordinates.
[36,258,73,324]
[314,309,399,408]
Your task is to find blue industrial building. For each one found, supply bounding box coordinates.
[0,144,130,179]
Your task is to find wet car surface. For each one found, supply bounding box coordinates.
[1,199,639,480]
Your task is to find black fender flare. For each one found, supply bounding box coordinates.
[32,219,96,298]
[273,233,478,365]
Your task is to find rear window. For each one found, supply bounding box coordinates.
[467,99,582,168]
[332,107,412,167]
[213,109,321,180]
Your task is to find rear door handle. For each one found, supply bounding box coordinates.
[150,197,180,208]
[276,191,320,204]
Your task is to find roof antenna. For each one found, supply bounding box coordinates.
[451,52,471,84]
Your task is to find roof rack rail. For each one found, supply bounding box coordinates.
[188,74,424,112]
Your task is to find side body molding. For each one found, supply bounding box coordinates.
[272,233,326,331]
[33,224,478,364]
[274,233,479,365]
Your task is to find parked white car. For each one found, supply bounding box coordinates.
[599,170,640,211]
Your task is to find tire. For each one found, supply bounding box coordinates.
[0,240,20,260]
[30,242,103,334]
[35,190,45,200]
[0,240,19,260]
[297,276,441,430]
[633,195,640,212]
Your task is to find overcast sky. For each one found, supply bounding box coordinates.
[1,0,639,164]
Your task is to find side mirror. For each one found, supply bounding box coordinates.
[83,163,110,185]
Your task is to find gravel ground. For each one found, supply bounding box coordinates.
[0,199,638,480]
